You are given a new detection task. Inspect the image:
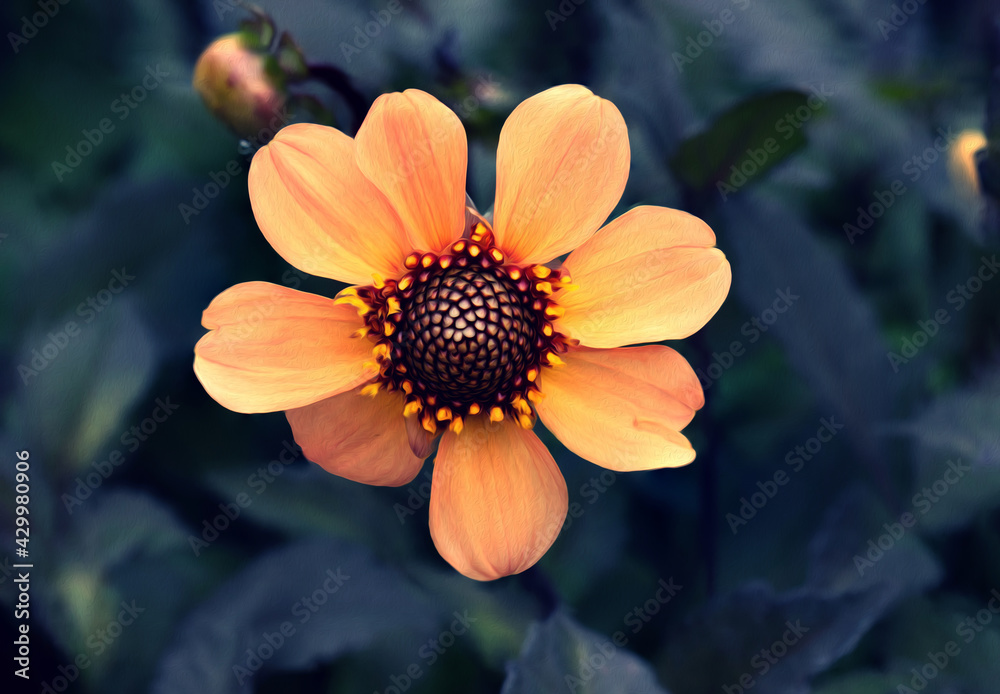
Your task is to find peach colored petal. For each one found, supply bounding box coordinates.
[286,388,425,486]
[248,123,411,285]
[430,417,568,581]
[492,84,630,265]
[405,414,437,458]
[355,90,467,254]
[535,345,703,471]
[194,282,374,413]
[556,205,731,348]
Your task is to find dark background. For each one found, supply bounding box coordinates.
[2,0,1000,692]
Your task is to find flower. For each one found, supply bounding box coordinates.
[194,85,731,581]
[193,33,286,138]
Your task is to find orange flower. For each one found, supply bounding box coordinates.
[194,85,731,581]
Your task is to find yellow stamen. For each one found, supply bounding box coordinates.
[334,294,369,311]
[373,343,391,360]
[468,244,481,257]
[404,254,420,269]
[436,406,453,421]
[452,240,467,253]
[398,275,413,291]
[383,322,396,336]
[467,403,481,415]
[542,324,554,337]
[490,248,504,263]
[530,266,552,279]
[387,297,402,314]
[535,281,553,294]
[527,388,545,403]
[471,223,490,243]
[489,407,504,423]
[371,273,386,289]
[544,305,565,319]
[449,416,464,434]
[421,254,436,268]
[526,368,538,382]
[361,383,381,397]
[351,326,371,338]
[545,351,565,366]
[512,396,532,416]
[401,380,413,395]
[438,255,453,269]
[403,400,422,418]
[421,413,438,433]
[517,413,534,429]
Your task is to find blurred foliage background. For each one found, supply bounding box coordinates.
[2,0,1000,692]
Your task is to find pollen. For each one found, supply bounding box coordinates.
[345,225,575,433]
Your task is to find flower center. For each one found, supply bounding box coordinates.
[338,223,575,434]
[398,264,537,408]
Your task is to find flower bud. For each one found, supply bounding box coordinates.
[948,129,987,197]
[193,33,286,138]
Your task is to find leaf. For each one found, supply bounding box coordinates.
[502,611,671,694]
[42,491,206,694]
[664,486,940,694]
[201,464,419,561]
[663,582,889,694]
[669,90,820,192]
[806,486,941,598]
[11,298,156,476]
[720,195,895,472]
[151,537,439,694]
[895,365,1000,531]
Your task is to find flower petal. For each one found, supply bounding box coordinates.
[194,282,374,413]
[286,388,425,486]
[430,418,568,581]
[492,84,630,265]
[557,205,731,348]
[248,123,411,285]
[355,89,468,253]
[535,345,703,471]
[405,414,437,458]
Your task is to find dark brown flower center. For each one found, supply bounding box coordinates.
[339,223,575,434]
[396,265,539,409]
